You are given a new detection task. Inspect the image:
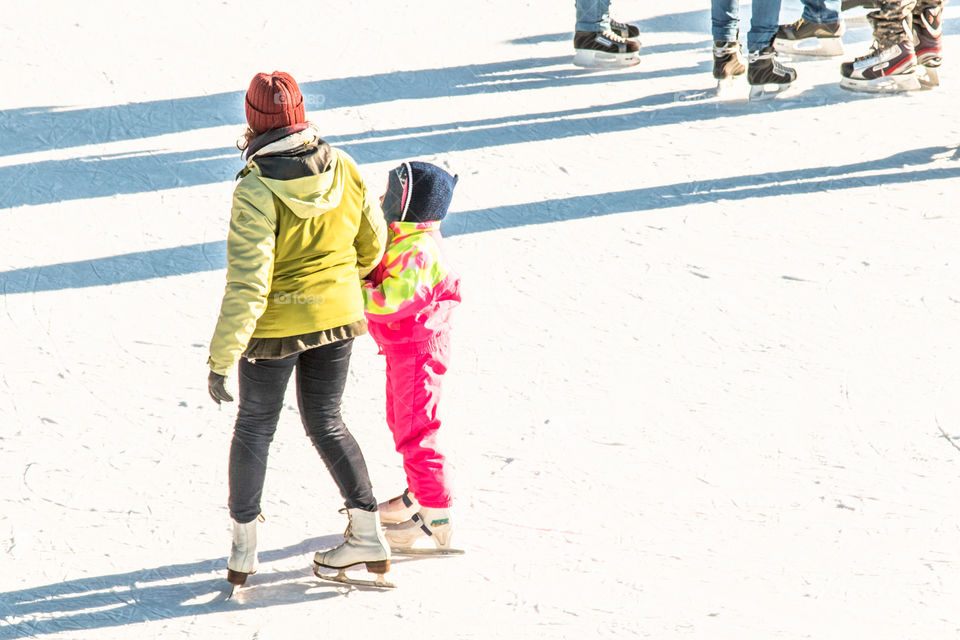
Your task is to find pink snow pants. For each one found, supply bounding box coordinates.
[384,344,452,508]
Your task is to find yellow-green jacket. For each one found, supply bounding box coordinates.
[208,133,386,375]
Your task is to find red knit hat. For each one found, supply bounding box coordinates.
[244,71,306,134]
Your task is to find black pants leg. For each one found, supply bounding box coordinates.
[228,354,297,523]
[296,338,377,512]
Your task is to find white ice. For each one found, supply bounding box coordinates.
[2,0,960,638]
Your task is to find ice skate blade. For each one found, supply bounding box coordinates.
[748,83,792,101]
[715,77,741,99]
[572,49,640,69]
[839,70,921,92]
[774,37,844,58]
[391,546,466,556]
[918,66,940,88]
[312,563,396,589]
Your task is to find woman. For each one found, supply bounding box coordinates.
[207,70,390,587]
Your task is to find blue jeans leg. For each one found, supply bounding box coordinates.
[575,0,611,31]
[711,0,741,43]
[801,0,841,23]
[747,0,783,50]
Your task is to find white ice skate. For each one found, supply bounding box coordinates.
[385,507,465,556]
[226,515,262,595]
[313,508,395,589]
[377,488,420,525]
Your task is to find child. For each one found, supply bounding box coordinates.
[361,161,462,552]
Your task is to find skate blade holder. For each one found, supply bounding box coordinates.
[715,77,741,99]
[313,562,397,589]
[571,49,640,69]
[839,69,923,93]
[390,546,467,557]
[748,83,793,101]
[918,66,940,89]
[774,37,844,58]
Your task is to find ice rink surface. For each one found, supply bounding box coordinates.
[1,1,959,638]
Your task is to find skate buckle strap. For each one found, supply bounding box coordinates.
[412,513,434,537]
[402,489,414,508]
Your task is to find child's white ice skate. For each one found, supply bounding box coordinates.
[313,508,396,589]
[385,507,465,556]
[377,488,420,525]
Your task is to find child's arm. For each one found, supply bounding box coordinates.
[362,242,448,324]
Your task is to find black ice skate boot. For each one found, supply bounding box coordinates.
[747,44,797,100]
[572,29,641,68]
[610,18,642,45]
[713,40,745,94]
[913,5,943,86]
[713,40,746,80]
[775,17,846,56]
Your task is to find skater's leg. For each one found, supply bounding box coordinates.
[228,355,297,523]
[913,0,944,67]
[711,0,741,43]
[747,0,783,51]
[385,348,452,509]
[296,339,377,512]
[803,0,842,23]
[575,0,611,32]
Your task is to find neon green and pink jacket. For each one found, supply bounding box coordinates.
[361,221,461,354]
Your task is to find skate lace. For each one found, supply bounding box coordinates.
[853,41,881,62]
[784,18,806,31]
[600,29,628,44]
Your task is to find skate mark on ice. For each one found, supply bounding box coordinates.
[934,415,960,456]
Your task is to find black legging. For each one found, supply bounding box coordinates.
[228,338,376,523]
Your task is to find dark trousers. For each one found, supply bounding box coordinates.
[228,338,377,523]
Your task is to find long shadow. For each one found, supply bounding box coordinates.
[509,7,710,45]
[0,78,887,209]
[2,146,955,295]
[0,55,645,159]
[0,535,346,639]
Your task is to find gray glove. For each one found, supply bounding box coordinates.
[208,371,234,405]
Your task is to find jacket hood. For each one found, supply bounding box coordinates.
[242,124,344,219]
[258,155,345,219]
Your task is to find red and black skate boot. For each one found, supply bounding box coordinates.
[840,38,919,91]
[913,5,943,86]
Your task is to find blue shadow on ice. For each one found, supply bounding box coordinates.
[0,55,655,159]
[1,146,956,295]
[0,80,899,210]
[0,241,227,294]
[0,536,344,639]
